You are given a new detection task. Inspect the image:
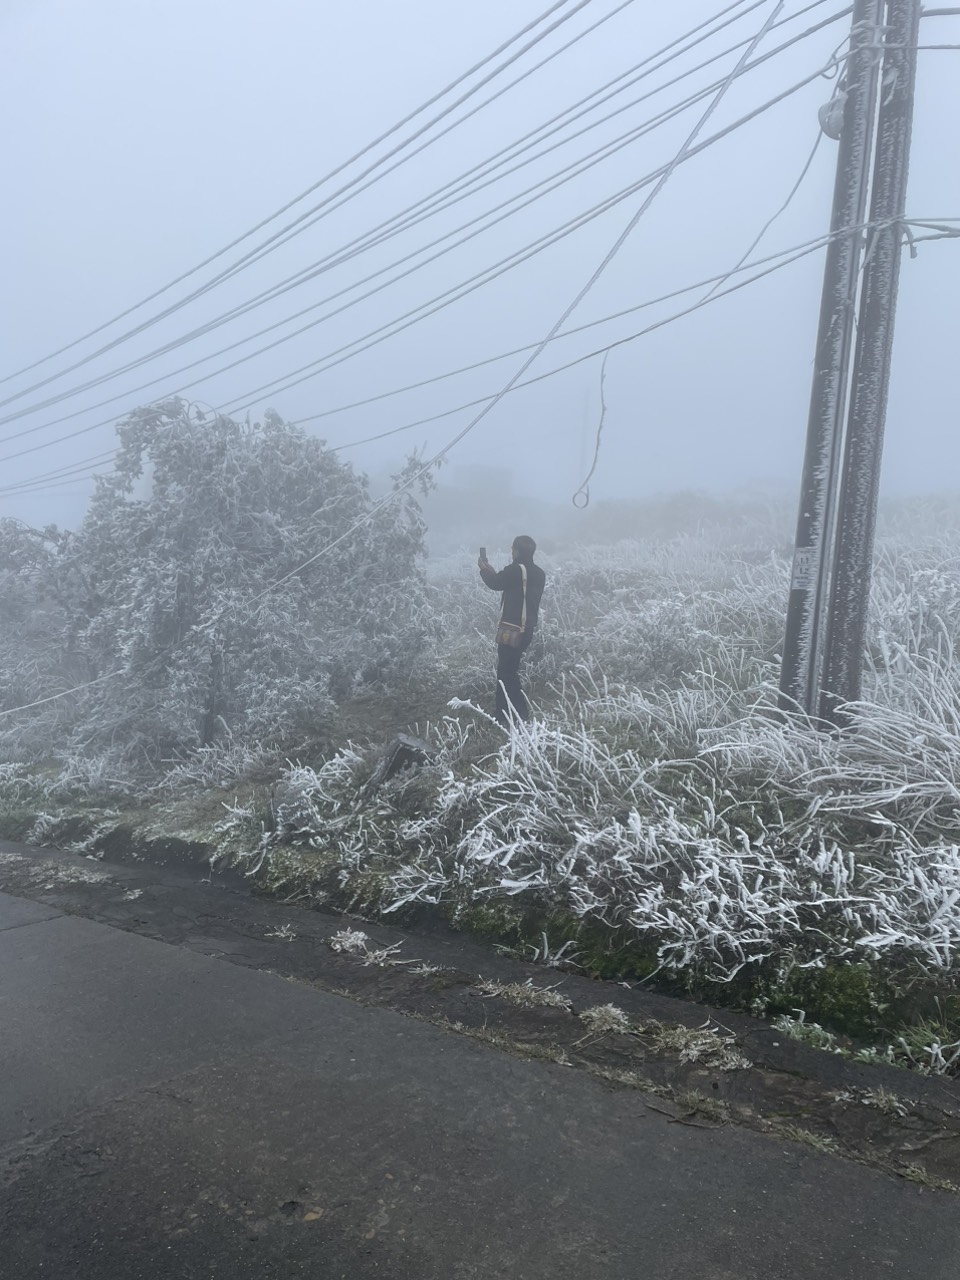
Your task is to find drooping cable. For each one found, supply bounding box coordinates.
[571,350,612,507]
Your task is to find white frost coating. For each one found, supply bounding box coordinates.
[271,672,960,984]
[6,522,960,999]
[783,4,884,701]
[240,533,960,991]
[579,1004,632,1035]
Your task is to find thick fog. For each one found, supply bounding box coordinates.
[1,0,957,531]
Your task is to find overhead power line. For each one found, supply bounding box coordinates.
[0,229,853,493]
[0,6,844,435]
[9,20,852,455]
[0,44,860,468]
[3,213,957,500]
[0,229,860,494]
[572,119,824,503]
[220,53,846,414]
[0,451,117,496]
[0,0,810,423]
[179,1,772,311]
[307,213,960,456]
[322,225,921,452]
[0,0,618,396]
[308,222,960,449]
[149,1,832,362]
[0,229,838,495]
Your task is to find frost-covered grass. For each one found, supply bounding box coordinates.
[258,680,960,986]
[7,504,960,1069]
[643,1019,751,1072]
[477,979,574,1012]
[578,1004,632,1036]
[228,521,960,1069]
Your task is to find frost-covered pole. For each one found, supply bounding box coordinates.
[778,0,884,716]
[819,0,922,723]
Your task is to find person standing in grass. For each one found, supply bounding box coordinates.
[478,535,546,725]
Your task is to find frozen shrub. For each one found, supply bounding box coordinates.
[0,401,431,777]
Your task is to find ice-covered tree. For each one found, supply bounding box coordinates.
[0,519,78,716]
[45,399,429,764]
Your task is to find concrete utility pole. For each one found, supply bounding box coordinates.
[818,0,922,722]
[778,0,885,715]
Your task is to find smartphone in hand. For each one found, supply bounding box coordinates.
[479,546,487,562]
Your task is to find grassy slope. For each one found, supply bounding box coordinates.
[5,510,960,1071]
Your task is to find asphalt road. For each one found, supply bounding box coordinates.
[1,887,959,1278]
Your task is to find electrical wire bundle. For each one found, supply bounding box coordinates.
[1,0,858,495]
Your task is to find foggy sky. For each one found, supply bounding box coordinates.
[1,0,958,529]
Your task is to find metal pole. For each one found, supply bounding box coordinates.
[818,0,922,722]
[778,0,884,715]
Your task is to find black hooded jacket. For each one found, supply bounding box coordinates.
[480,558,546,633]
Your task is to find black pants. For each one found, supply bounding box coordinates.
[496,640,531,724]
